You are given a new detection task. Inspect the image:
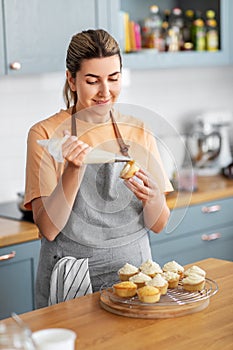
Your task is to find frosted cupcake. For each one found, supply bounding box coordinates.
[184,265,206,278]
[182,274,206,292]
[146,274,168,295]
[139,259,162,278]
[163,260,184,279]
[129,272,152,289]
[162,271,180,289]
[118,263,139,281]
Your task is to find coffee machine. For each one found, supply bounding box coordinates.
[187,110,232,175]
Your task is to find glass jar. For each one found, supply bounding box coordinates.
[0,323,36,350]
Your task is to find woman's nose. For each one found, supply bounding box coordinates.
[98,81,110,97]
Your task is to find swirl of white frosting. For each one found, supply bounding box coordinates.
[140,259,162,274]
[146,274,168,287]
[129,272,151,283]
[163,260,184,273]
[182,273,205,285]
[162,271,179,281]
[184,265,206,277]
[118,263,138,275]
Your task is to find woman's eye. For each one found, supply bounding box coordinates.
[109,76,119,82]
[87,80,97,85]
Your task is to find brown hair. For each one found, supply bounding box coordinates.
[63,29,122,108]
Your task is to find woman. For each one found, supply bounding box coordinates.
[24,29,173,308]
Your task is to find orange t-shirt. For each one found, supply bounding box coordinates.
[24,108,173,209]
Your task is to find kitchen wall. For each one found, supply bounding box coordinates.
[0,65,233,202]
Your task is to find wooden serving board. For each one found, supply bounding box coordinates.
[100,289,210,319]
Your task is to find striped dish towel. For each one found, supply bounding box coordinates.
[48,256,93,305]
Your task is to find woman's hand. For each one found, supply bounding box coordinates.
[124,168,160,204]
[62,131,91,167]
[124,167,170,233]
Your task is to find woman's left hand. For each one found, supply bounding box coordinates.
[124,168,160,203]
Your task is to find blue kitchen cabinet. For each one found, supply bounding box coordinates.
[0,0,97,75]
[108,0,232,69]
[149,197,233,266]
[0,239,40,320]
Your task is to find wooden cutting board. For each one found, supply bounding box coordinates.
[100,288,211,319]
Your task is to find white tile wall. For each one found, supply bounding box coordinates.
[0,65,233,202]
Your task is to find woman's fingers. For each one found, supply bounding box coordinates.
[62,136,91,166]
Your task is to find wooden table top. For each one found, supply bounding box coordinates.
[1,258,232,349]
[0,217,39,247]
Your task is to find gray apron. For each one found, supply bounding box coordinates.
[35,112,152,308]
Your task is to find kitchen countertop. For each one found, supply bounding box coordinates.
[0,218,39,247]
[1,258,232,349]
[166,174,233,209]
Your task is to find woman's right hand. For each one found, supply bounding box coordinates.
[62,131,92,168]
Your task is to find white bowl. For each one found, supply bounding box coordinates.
[32,328,76,350]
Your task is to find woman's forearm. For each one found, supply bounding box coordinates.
[143,194,170,233]
[32,164,85,241]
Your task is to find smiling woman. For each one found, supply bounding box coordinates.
[24,29,173,309]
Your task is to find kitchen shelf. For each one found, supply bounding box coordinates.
[108,0,232,69]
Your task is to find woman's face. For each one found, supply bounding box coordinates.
[67,55,122,113]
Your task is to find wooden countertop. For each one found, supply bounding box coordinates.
[0,218,39,248]
[1,258,232,349]
[166,174,233,209]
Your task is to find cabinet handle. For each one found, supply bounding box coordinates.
[9,62,21,70]
[201,205,221,213]
[0,251,16,261]
[201,233,221,241]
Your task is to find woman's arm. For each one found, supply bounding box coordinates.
[124,168,170,233]
[32,136,91,241]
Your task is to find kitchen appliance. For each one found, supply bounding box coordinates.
[187,110,232,175]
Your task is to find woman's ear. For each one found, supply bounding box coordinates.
[66,70,76,92]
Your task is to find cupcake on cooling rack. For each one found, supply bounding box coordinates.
[118,263,139,281]
[162,271,180,289]
[113,281,137,298]
[129,272,152,289]
[182,273,206,292]
[139,259,162,278]
[137,285,161,304]
[146,273,168,295]
[184,265,206,278]
[162,260,184,279]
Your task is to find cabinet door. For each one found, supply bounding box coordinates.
[150,225,233,266]
[3,0,96,75]
[0,240,40,320]
[0,3,5,75]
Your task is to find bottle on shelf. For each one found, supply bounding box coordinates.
[182,9,194,50]
[141,5,163,51]
[192,10,206,51]
[165,7,184,52]
[205,10,219,51]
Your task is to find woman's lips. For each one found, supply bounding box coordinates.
[93,99,110,105]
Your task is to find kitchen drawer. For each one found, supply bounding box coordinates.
[0,239,40,319]
[158,197,233,241]
[150,224,233,266]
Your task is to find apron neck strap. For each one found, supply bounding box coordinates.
[71,106,130,157]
